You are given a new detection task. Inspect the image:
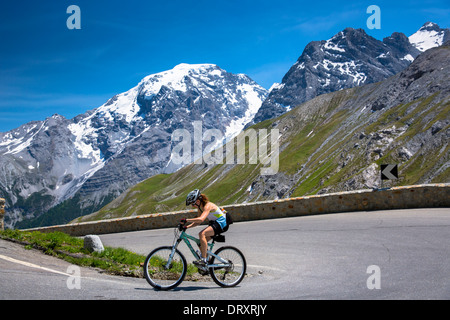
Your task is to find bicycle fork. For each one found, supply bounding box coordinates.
[165,239,182,269]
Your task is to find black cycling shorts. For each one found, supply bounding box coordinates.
[208,220,229,236]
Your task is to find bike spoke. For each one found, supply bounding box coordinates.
[144,247,187,290]
[209,247,246,287]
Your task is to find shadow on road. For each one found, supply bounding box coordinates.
[134,285,212,292]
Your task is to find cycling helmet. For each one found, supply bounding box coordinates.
[186,189,201,206]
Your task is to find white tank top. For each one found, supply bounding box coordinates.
[207,206,227,229]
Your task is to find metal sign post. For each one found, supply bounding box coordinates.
[0,198,5,231]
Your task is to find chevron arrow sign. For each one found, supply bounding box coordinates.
[381,164,398,180]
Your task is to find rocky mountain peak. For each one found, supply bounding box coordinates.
[249,22,448,126]
[409,22,450,52]
[0,64,267,228]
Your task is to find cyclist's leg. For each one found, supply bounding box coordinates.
[198,226,215,259]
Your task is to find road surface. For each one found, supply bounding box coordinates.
[1,208,449,300]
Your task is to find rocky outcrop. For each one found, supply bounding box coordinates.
[0,198,5,231]
[250,23,449,126]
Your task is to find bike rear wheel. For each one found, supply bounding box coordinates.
[143,246,187,290]
[209,246,246,287]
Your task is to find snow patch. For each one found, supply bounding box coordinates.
[3,122,45,155]
[269,83,284,93]
[401,54,414,62]
[140,63,219,97]
[97,86,140,123]
[223,83,266,143]
[323,39,346,53]
[316,59,367,85]
[409,24,445,52]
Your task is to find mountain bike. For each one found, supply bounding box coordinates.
[143,223,246,290]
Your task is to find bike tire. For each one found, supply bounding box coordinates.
[143,246,187,290]
[209,246,246,288]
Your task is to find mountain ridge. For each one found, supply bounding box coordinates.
[77,42,449,223]
[1,64,267,228]
[249,22,449,126]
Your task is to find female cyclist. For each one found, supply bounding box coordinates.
[182,189,230,267]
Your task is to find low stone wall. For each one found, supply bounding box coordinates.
[24,209,200,237]
[225,183,449,222]
[22,184,449,237]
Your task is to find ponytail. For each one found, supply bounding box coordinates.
[199,193,209,206]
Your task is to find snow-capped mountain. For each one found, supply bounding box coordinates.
[250,22,448,125]
[0,63,267,228]
[409,22,450,52]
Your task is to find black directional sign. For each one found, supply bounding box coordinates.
[381,164,398,180]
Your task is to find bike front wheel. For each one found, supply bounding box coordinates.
[209,246,246,288]
[143,246,187,290]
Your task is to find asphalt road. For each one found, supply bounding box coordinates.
[1,208,449,300]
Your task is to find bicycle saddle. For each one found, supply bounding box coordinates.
[212,235,226,242]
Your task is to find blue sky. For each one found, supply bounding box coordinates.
[1,0,449,132]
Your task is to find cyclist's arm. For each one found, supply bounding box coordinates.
[185,221,200,229]
[185,206,210,228]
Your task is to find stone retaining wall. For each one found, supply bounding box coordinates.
[22,184,449,237]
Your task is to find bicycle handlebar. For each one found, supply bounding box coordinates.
[178,219,187,231]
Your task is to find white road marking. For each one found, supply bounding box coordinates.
[0,253,139,287]
[247,264,285,272]
[0,254,70,276]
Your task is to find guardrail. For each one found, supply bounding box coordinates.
[22,183,449,236]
